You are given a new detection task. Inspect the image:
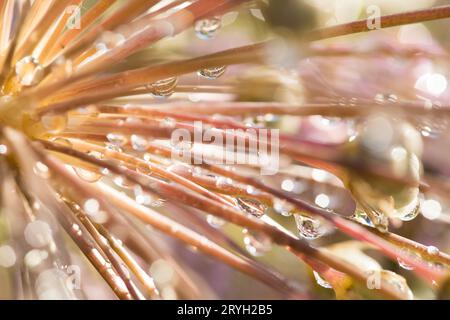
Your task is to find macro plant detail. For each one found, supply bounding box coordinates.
[0,0,449,300]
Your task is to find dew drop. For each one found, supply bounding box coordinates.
[206,215,226,228]
[107,133,127,147]
[243,229,272,257]
[131,134,148,152]
[294,214,327,240]
[313,271,332,289]
[236,198,266,218]
[98,30,126,49]
[351,210,375,227]
[398,199,420,222]
[427,246,439,256]
[0,144,8,155]
[150,77,178,97]
[194,17,221,40]
[197,66,226,79]
[396,249,420,271]
[41,114,68,133]
[215,176,233,188]
[74,167,102,183]
[380,270,414,300]
[160,117,176,128]
[113,175,133,189]
[33,161,50,179]
[15,56,44,86]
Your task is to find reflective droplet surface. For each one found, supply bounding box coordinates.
[398,204,420,222]
[160,117,176,128]
[15,56,44,86]
[131,134,148,151]
[243,229,272,257]
[206,215,226,228]
[150,77,178,97]
[194,17,221,40]
[97,30,126,49]
[33,161,50,179]
[313,271,332,289]
[351,210,375,227]
[74,167,102,183]
[427,246,439,256]
[236,198,266,218]
[41,114,68,133]
[197,66,226,79]
[107,133,127,147]
[396,249,420,271]
[294,214,327,240]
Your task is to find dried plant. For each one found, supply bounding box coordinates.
[0,0,449,300]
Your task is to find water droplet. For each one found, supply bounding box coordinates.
[427,246,439,256]
[215,176,233,188]
[243,229,272,257]
[313,271,332,289]
[294,214,327,240]
[131,134,148,151]
[41,113,67,133]
[197,66,226,79]
[374,93,398,104]
[134,185,153,205]
[194,17,221,40]
[33,161,50,179]
[236,198,266,218]
[398,198,420,222]
[206,215,226,228]
[160,117,176,128]
[150,77,178,97]
[113,175,133,189]
[106,133,127,147]
[15,56,44,86]
[0,144,8,155]
[380,270,414,300]
[98,30,126,49]
[273,198,294,217]
[351,210,375,227]
[396,249,420,271]
[74,167,102,183]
